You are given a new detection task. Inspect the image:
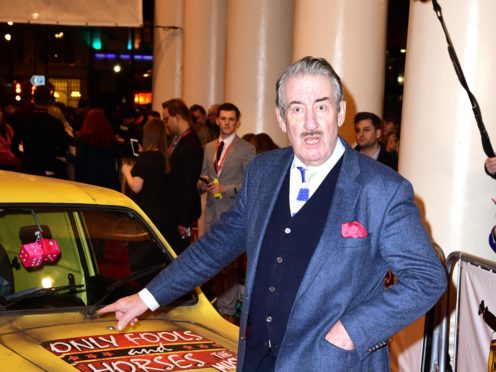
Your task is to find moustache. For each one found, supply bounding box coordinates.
[300,130,323,138]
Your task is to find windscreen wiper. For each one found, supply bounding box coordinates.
[0,284,84,310]
[85,263,166,318]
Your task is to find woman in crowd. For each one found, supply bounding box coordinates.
[121,118,170,237]
[243,132,279,154]
[48,103,76,179]
[75,107,119,190]
[385,131,400,153]
[0,107,21,171]
[251,132,279,153]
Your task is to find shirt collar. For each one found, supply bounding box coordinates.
[371,146,381,160]
[291,137,345,175]
[219,133,236,145]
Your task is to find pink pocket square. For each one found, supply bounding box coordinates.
[341,221,368,238]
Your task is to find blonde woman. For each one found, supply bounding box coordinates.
[122,119,170,237]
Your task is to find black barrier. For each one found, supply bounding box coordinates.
[421,242,448,372]
[423,252,496,372]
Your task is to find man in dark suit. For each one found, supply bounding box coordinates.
[354,111,398,171]
[11,85,70,178]
[99,57,446,371]
[162,98,203,254]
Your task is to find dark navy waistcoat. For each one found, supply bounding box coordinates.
[245,157,343,369]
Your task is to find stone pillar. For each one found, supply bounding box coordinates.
[401,0,496,261]
[183,0,226,109]
[223,0,294,146]
[293,0,388,144]
[152,0,184,112]
[391,1,496,370]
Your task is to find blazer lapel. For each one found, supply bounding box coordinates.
[253,147,293,231]
[221,135,239,170]
[245,148,293,286]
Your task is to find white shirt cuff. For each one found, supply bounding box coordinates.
[138,288,160,311]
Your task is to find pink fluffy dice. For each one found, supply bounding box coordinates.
[19,241,45,268]
[19,238,61,268]
[40,238,61,263]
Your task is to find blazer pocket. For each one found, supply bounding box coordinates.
[340,234,371,248]
[317,338,359,368]
[321,338,356,355]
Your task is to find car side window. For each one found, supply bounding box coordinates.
[0,207,171,310]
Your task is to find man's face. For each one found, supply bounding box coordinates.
[207,106,218,124]
[382,120,395,135]
[162,108,176,134]
[217,110,239,136]
[191,109,206,126]
[276,74,345,166]
[355,119,381,148]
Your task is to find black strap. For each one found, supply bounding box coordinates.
[431,0,495,157]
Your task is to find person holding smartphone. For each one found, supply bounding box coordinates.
[121,118,170,237]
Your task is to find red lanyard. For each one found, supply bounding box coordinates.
[167,128,193,155]
[179,128,192,140]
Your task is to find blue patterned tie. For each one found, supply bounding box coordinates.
[296,166,309,202]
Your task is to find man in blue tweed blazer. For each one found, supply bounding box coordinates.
[99,56,447,371]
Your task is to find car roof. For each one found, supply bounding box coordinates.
[0,170,135,208]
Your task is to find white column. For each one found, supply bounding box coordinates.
[152,0,184,113]
[293,0,388,144]
[401,0,496,261]
[183,0,226,109]
[393,2,496,369]
[224,0,294,147]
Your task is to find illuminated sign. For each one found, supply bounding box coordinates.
[30,75,45,86]
[134,92,152,105]
[94,53,153,61]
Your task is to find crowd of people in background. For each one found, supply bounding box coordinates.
[0,91,403,186]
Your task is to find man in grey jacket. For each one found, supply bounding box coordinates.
[198,102,255,319]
